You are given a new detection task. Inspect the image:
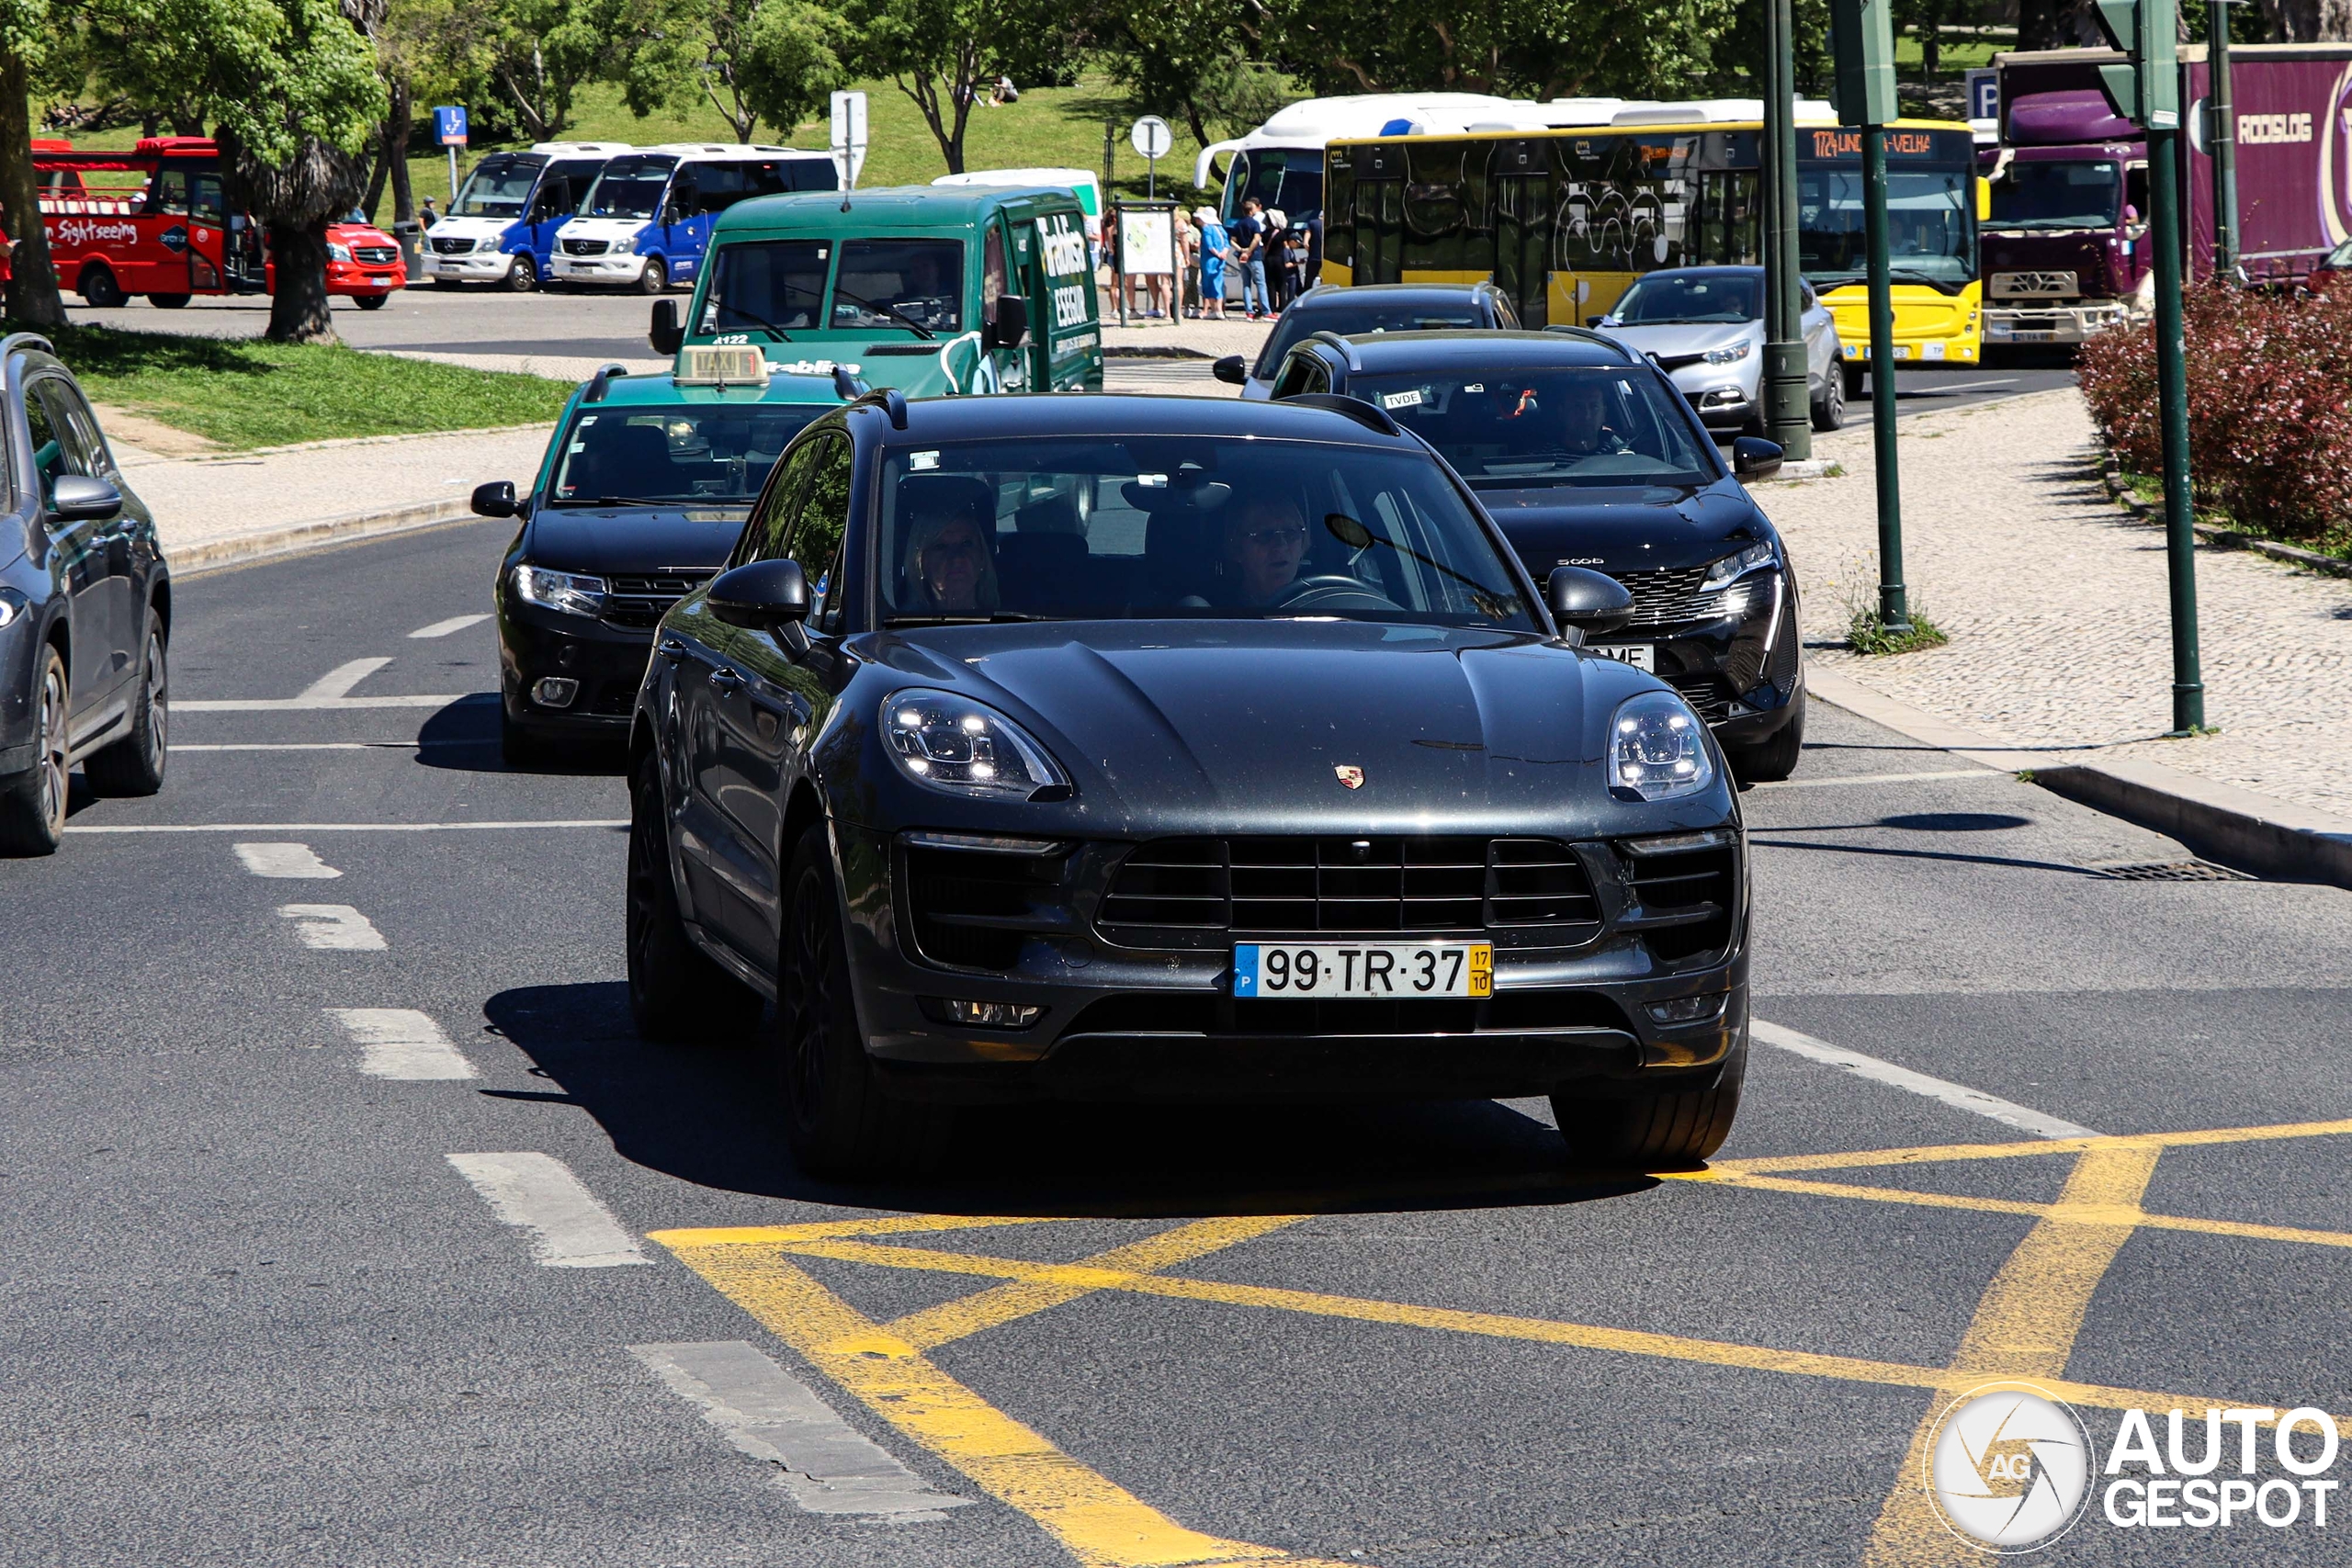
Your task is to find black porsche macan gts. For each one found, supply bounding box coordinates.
[627,391,1749,1179]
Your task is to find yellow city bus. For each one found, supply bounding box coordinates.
[1323,117,1986,371]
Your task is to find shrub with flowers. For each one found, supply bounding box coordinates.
[2075,282,2352,553]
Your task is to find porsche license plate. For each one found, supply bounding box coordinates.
[1234,942,1492,999]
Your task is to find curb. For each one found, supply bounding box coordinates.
[2098,459,2352,581]
[169,497,481,577]
[1804,667,2352,890]
[1104,344,1216,360]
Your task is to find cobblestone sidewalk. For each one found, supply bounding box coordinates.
[1758,388,2352,820]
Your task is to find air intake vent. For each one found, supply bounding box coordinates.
[903,846,1068,971]
[1620,834,1737,964]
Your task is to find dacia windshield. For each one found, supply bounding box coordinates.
[546,406,821,507]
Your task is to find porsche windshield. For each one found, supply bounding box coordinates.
[875,436,1534,628]
[548,406,820,507]
[1344,368,1717,489]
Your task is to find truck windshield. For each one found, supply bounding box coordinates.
[702,241,832,334]
[1343,367,1718,491]
[547,405,820,507]
[831,239,964,333]
[1798,167,1975,292]
[1990,160,2122,230]
[586,155,677,220]
[451,156,544,219]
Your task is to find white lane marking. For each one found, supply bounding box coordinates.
[70,818,626,833]
[446,1152,650,1268]
[1752,1019,2101,1139]
[277,903,387,951]
[1750,769,2004,791]
[175,694,472,711]
[234,841,342,878]
[299,658,394,702]
[327,1008,477,1080]
[409,614,491,639]
[632,1341,970,1517]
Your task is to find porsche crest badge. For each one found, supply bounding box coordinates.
[1334,765,1364,789]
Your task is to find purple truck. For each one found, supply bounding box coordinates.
[1983,43,2352,348]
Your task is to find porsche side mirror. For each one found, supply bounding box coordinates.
[1547,566,1633,641]
[1732,436,1783,482]
[986,293,1030,349]
[649,298,684,355]
[707,558,809,630]
[50,473,123,522]
[1212,354,1249,386]
[470,479,517,518]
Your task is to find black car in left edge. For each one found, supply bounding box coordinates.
[482,364,833,762]
[628,390,1749,1180]
[1265,329,1807,782]
[1,333,170,855]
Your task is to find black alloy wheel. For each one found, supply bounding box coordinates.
[777,824,950,1180]
[85,614,168,796]
[1553,1032,1747,1169]
[1812,365,1847,432]
[626,750,763,1041]
[0,647,70,855]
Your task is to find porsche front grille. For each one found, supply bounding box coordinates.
[1097,836,1600,944]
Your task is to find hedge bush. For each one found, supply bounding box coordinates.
[2075,282,2352,552]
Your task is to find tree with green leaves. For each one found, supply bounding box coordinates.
[839,0,1073,174]
[0,0,73,325]
[612,0,845,143]
[469,0,611,141]
[1258,0,1738,100]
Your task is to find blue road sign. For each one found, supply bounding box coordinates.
[1966,70,1999,121]
[434,106,469,147]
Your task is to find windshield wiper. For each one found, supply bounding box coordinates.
[832,286,937,340]
[881,612,1046,625]
[713,303,794,341]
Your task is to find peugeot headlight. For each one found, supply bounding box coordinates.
[611,235,636,255]
[326,242,352,263]
[1700,539,1776,592]
[513,564,607,617]
[883,689,1069,800]
[1609,690,1716,801]
[1703,340,1754,366]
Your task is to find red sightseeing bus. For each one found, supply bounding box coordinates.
[27,136,407,310]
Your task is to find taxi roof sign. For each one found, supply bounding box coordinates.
[673,344,771,388]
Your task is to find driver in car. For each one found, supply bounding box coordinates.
[902,499,1001,615]
[1222,497,1308,605]
[1527,378,1632,457]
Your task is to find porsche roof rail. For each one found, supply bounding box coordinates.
[1305,329,1364,370]
[1285,391,1400,436]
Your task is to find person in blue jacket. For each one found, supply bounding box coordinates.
[1194,205,1230,321]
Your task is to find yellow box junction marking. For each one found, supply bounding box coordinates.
[652,1117,2352,1568]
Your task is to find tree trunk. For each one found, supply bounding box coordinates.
[0,51,67,329]
[1921,0,1944,78]
[388,115,415,225]
[265,221,338,343]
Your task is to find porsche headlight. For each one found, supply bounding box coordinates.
[1700,539,1776,592]
[1609,690,1716,801]
[326,242,352,263]
[1703,339,1754,366]
[513,564,607,617]
[883,689,1070,800]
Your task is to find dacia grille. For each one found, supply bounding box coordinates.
[601,570,715,629]
[1607,564,1737,628]
[562,237,610,256]
[1098,837,1600,945]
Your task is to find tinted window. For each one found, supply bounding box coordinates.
[703,240,831,333]
[451,154,545,218]
[1346,367,1716,490]
[1253,299,1484,378]
[1611,273,1761,324]
[831,239,963,332]
[586,155,677,220]
[1991,160,2121,231]
[148,168,189,217]
[876,436,1534,628]
[22,383,62,507]
[548,404,817,506]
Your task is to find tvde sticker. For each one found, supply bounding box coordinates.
[1380,389,1424,411]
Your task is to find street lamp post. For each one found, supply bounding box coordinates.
[1761,0,1813,459]
[2209,0,2239,275]
[1831,0,1907,633]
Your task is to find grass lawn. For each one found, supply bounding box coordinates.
[15,322,572,450]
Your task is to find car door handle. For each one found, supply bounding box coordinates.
[707,666,744,691]
[658,637,686,662]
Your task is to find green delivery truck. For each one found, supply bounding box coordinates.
[647,186,1103,398]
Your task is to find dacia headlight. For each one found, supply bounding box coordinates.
[513,564,607,617]
[326,242,352,263]
[883,688,1069,800]
[611,235,636,255]
[1609,690,1716,801]
[1701,539,1776,592]
[1703,340,1754,366]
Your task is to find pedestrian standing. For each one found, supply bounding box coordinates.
[1171,207,1199,318]
[1231,197,1269,319]
[1263,207,1292,313]
[1194,206,1229,319]
[420,197,439,228]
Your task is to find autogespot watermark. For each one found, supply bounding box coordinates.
[1921,1383,2344,1553]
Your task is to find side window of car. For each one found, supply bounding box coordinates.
[982,225,1009,324]
[782,436,854,632]
[22,381,62,508]
[737,440,820,568]
[1271,353,1321,399]
[48,384,112,476]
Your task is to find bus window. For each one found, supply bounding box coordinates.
[587,155,677,220]
[450,154,544,218]
[1693,173,1759,265]
[190,174,226,225]
[1798,165,1973,290]
[149,168,191,217]
[1226,150,1325,224]
[982,224,1009,321]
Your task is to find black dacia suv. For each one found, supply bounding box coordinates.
[0,333,171,854]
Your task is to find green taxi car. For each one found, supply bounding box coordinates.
[646,186,1102,399]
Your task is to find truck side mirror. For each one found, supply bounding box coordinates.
[650,298,684,355]
[987,293,1030,349]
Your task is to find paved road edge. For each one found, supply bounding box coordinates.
[1804,667,2352,889]
[170,497,480,578]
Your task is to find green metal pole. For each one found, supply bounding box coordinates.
[2210,0,2238,275]
[1762,0,1813,457]
[2148,123,2202,732]
[1862,125,1907,634]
